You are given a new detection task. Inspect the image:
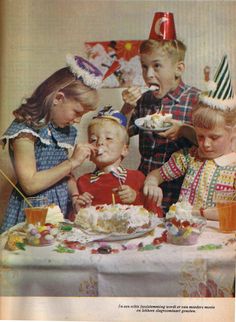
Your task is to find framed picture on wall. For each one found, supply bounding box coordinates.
[85,40,146,88]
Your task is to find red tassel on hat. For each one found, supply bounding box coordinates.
[149,12,176,41]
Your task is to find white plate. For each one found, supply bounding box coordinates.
[76,216,163,242]
[135,117,172,132]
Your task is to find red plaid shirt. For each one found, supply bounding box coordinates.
[128,80,200,212]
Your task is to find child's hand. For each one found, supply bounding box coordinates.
[158,120,182,141]
[113,185,137,204]
[143,183,163,206]
[122,86,142,107]
[72,192,94,212]
[202,207,219,221]
[70,144,97,169]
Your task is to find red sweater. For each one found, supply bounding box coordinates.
[77,169,163,217]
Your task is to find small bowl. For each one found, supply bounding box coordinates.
[165,215,207,245]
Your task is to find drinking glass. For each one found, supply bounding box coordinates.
[24,197,48,226]
[213,190,236,233]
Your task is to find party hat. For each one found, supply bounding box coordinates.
[200,55,236,110]
[149,12,176,41]
[66,54,103,89]
[94,106,127,127]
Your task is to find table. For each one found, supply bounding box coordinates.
[0,221,235,297]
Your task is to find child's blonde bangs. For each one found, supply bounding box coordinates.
[140,39,186,62]
[88,117,130,145]
[192,104,236,129]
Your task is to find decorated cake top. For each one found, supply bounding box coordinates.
[166,200,193,221]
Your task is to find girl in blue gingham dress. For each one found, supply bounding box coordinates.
[1,121,76,232]
[0,55,102,233]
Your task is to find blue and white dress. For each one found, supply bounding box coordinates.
[0,120,77,233]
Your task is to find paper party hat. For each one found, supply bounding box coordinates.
[149,12,176,41]
[94,106,127,127]
[66,54,103,89]
[200,55,236,110]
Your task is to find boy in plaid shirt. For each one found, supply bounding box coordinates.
[121,12,199,213]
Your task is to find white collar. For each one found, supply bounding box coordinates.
[214,152,236,166]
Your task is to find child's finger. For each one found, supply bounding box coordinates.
[76,199,86,206]
[89,144,98,153]
[83,192,94,199]
[78,194,92,204]
[116,186,129,196]
[157,127,173,137]
[144,186,162,205]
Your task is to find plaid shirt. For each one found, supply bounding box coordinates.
[128,80,200,212]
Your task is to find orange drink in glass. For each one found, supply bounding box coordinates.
[24,197,48,226]
[214,190,236,233]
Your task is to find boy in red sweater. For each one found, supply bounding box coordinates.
[70,107,162,217]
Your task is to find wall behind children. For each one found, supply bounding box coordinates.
[0,0,235,223]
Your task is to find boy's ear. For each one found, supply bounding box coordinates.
[121,144,129,158]
[175,61,185,78]
[53,91,65,105]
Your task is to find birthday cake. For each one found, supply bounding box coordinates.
[142,112,173,129]
[75,204,152,234]
[165,200,207,245]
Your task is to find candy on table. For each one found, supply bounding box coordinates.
[26,223,58,246]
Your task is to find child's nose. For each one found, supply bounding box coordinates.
[97,138,104,145]
[203,138,211,147]
[147,66,155,78]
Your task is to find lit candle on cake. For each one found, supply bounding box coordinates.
[112,193,116,205]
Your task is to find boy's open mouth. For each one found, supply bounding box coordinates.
[149,84,160,92]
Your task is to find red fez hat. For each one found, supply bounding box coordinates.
[149,12,176,41]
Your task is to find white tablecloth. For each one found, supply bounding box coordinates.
[0,221,235,297]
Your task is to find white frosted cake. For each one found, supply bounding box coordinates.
[142,112,173,129]
[75,204,152,234]
[46,204,64,225]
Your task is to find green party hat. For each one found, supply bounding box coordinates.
[200,55,236,110]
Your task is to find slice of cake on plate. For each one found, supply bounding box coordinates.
[142,112,173,129]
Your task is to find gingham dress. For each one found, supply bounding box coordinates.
[0,120,77,233]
